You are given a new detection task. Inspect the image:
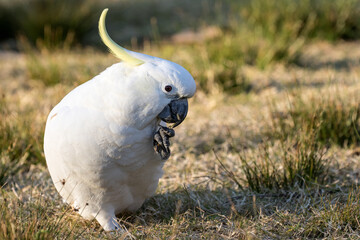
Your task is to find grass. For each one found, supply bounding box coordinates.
[305,189,360,238]
[0,190,77,239]
[236,0,360,41]
[18,36,115,86]
[0,95,45,186]
[0,46,360,237]
[270,90,360,146]
[0,0,360,238]
[214,125,329,193]
[239,137,328,192]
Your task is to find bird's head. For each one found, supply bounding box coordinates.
[99,9,196,128]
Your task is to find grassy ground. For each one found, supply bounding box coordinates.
[1,40,360,239]
[1,0,360,239]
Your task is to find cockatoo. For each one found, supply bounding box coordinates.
[44,8,196,231]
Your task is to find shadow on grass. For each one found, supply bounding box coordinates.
[118,184,349,227]
[119,188,233,224]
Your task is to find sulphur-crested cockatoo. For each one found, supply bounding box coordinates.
[44,8,196,231]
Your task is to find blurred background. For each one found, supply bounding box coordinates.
[0,0,229,48]
[1,0,360,92]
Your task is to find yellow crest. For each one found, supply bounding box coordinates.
[99,9,144,66]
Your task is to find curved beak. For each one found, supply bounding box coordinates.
[157,98,188,128]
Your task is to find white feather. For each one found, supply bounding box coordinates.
[44,56,195,231]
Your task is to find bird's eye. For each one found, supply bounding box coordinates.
[164,85,172,92]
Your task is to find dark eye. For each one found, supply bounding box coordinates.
[164,85,172,92]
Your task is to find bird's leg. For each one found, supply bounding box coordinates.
[153,126,175,160]
[95,209,123,232]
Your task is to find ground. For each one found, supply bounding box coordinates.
[0,40,360,239]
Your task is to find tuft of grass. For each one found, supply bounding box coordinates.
[270,92,360,147]
[219,136,328,193]
[215,127,329,193]
[241,141,328,192]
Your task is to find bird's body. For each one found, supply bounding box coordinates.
[44,63,166,229]
[44,9,196,231]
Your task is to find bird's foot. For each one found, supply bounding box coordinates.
[96,212,124,232]
[153,126,175,160]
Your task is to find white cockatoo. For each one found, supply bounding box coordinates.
[44,8,196,231]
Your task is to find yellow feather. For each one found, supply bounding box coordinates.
[99,9,144,66]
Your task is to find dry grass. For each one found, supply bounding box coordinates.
[1,37,360,239]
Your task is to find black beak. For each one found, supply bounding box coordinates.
[157,98,188,128]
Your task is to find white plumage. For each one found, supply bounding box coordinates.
[44,9,196,231]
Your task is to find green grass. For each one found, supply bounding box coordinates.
[270,91,360,147]
[0,95,45,186]
[241,139,328,192]
[18,36,114,86]
[304,189,360,238]
[216,134,329,193]
[235,0,360,41]
[0,190,75,239]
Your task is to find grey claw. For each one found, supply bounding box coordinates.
[153,132,163,146]
[160,127,175,138]
[153,126,175,160]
